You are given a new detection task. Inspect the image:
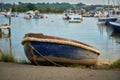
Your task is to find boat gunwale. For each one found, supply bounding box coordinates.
[109,21,120,27]
[23,33,94,47]
[21,33,100,55]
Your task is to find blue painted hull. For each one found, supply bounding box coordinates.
[33,16,40,19]
[98,17,117,25]
[31,42,98,59]
[33,15,44,19]
[22,33,100,65]
[110,22,120,32]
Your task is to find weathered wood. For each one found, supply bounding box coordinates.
[0,48,3,55]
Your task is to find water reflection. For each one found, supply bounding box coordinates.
[0,15,120,60]
[0,34,12,55]
[105,25,120,44]
[110,31,120,44]
[97,24,107,37]
[98,24,120,44]
[0,34,10,39]
[97,23,120,59]
[97,24,116,39]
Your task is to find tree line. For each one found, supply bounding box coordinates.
[0,2,103,13]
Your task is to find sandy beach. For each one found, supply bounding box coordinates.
[0,62,120,80]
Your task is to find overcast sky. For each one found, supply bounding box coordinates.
[0,0,112,5]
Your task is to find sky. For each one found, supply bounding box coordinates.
[0,0,111,5]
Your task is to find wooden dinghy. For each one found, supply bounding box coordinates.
[21,33,100,65]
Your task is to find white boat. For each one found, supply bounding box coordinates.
[63,9,76,20]
[63,12,74,20]
[69,14,83,23]
[24,11,34,19]
[94,11,109,17]
[63,8,83,23]
[33,10,44,19]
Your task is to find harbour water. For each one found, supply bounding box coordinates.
[0,14,120,61]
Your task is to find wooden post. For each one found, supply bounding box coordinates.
[8,13,11,36]
[8,28,11,36]
[9,17,11,26]
[0,48,3,55]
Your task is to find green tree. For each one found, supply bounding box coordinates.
[26,3,38,10]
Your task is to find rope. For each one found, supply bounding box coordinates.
[29,43,63,67]
[30,46,39,65]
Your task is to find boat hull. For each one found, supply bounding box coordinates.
[98,17,117,25]
[110,22,120,32]
[69,16,83,23]
[23,41,99,65]
[33,15,44,19]
[69,20,82,23]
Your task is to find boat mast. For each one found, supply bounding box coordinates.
[8,8,12,26]
[108,0,110,8]
[112,0,115,7]
[107,0,110,16]
[117,0,120,7]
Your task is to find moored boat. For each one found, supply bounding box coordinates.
[62,9,75,20]
[62,13,72,20]
[21,33,100,65]
[109,19,120,32]
[69,14,83,23]
[98,17,117,25]
[24,11,34,19]
[97,7,120,25]
[33,10,44,19]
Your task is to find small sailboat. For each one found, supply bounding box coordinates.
[21,33,100,65]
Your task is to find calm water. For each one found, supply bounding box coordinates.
[0,14,120,61]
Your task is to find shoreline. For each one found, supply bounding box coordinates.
[0,50,119,69]
[0,62,120,80]
[96,59,116,66]
[0,53,119,66]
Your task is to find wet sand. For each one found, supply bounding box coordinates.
[0,62,120,80]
